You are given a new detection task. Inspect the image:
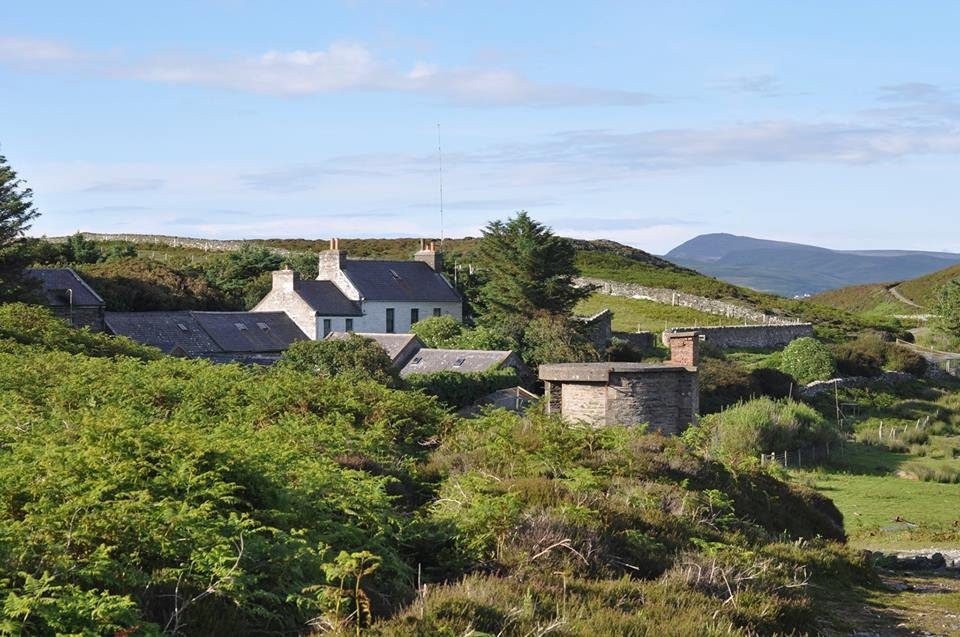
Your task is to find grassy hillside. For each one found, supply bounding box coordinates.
[810,283,915,316]
[812,260,960,317]
[575,293,731,333]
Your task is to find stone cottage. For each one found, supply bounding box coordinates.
[539,331,701,435]
[254,239,462,339]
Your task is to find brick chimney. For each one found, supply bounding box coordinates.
[414,239,444,271]
[318,238,347,280]
[272,266,300,292]
[668,331,700,367]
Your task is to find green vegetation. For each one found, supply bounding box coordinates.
[810,283,915,317]
[898,262,960,307]
[689,397,837,462]
[0,303,896,634]
[935,277,960,342]
[779,337,837,384]
[697,359,795,414]
[575,293,729,333]
[280,335,401,387]
[831,335,928,377]
[0,152,41,302]
[474,212,592,336]
[410,315,513,350]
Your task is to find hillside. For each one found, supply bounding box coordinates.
[666,233,960,297]
[812,260,960,316]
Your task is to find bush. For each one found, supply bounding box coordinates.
[696,397,836,460]
[832,338,885,377]
[521,312,598,366]
[406,368,521,408]
[604,336,647,362]
[884,346,928,376]
[279,335,401,386]
[411,315,463,347]
[779,337,836,384]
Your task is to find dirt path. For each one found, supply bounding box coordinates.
[888,284,923,309]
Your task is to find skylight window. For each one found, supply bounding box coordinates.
[176,323,189,332]
[234,323,248,331]
[411,356,422,365]
[453,357,466,367]
[256,322,270,331]
[389,268,401,279]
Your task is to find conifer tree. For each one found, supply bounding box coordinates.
[474,211,593,334]
[935,278,960,340]
[0,151,40,302]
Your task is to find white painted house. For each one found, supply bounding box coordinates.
[253,239,462,339]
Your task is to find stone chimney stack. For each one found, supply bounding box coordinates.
[318,238,347,280]
[414,239,444,271]
[668,331,701,367]
[272,266,300,292]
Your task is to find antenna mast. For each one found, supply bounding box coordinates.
[437,122,445,248]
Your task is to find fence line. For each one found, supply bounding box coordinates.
[759,439,846,468]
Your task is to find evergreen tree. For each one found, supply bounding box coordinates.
[935,278,960,340]
[0,152,41,302]
[474,211,593,334]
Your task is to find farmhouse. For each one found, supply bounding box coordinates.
[26,268,106,331]
[254,239,462,339]
[539,331,700,435]
[105,310,308,363]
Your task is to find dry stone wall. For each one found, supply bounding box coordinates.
[575,276,797,325]
[661,324,814,349]
[47,233,293,255]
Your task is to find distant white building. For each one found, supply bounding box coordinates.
[253,239,463,339]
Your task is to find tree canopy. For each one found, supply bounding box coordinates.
[474,212,592,334]
[935,278,960,342]
[0,152,41,302]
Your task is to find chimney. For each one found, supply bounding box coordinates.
[318,238,347,280]
[272,266,300,292]
[414,239,444,271]
[667,331,700,367]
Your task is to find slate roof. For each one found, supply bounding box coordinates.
[193,312,309,353]
[341,260,460,303]
[325,332,424,365]
[104,312,218,357]
[26,268,104,307]
[295,281,362,316]
[400,348,517,377]
[104,311,307,357]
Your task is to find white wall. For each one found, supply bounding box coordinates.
[315,300,462,338]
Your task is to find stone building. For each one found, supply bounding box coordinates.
[254,239,462,339]
[26,268,106,331]
[539,332,700,435]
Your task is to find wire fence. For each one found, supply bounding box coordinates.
[759,439,846,468]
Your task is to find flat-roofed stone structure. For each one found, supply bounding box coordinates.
[539,331,700,435]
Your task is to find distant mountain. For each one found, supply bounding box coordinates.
[664,233,960,297]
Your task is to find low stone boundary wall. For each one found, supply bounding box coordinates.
[575,276,798,325]
[46,233,293,255]
[661,323,814,349]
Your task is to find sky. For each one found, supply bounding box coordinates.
[2,1,959,254]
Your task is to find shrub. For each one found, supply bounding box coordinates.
[604,336,647,362]
[698,360,797,414]
[406,368,521,408]
[521,312,598,366]
[279,335,401,386]
[411,315,463,347]
[697,397,836,460]
[779,337,836,384]
[884,346,928,376]
[832,339,885,377]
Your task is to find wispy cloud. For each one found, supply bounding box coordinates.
[0,36,659,107]
[716,74,786,97]
[550,216,698,231]
[83,178,164,192]
[878,82,950,103]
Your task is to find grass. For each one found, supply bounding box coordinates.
[575,293,730,333]
[811,283,916,317]
[897,262,960,307]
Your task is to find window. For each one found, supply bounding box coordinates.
[256,322,270,331]
[345,318,353,332]
[411,356,422,365]
[234,323,248,331]
[453,357,466,367]
[176,323,189,332]
[410,308,419,325]
[385,308,395,333]
[323,319,332,337]
[433,307,442,317]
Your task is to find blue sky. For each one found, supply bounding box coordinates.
[2,1,959,253]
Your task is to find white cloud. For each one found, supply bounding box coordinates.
[0,36,658,106]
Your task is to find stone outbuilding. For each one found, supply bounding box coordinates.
[539,331,700,435]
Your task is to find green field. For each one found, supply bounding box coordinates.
[575,293,730,333]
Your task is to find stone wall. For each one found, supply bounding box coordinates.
[661,324,814,349]
[573,309,613,351]
[575,276,799,325]
[47,233,293,255]
[560,382,607,425]
[606,369,697,435]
